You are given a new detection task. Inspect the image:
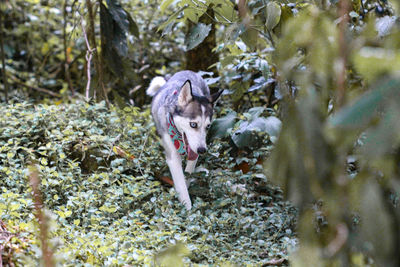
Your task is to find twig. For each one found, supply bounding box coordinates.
[9,75,61,97]
[137,133,149,176]
[324,223,348,257]
[0,5,9,103]
[80,17,95,101]
[238,0,250,27]
[262,258,287,266]
[28,166,55,267]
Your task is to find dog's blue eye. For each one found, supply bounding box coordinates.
[190,122,198,128]
[206,124,211,129]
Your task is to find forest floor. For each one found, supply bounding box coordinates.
[0,101,297,266]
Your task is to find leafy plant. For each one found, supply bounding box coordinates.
[209,106,281,150]
[0,101,296,265]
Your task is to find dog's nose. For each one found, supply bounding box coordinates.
[197,147,206,154]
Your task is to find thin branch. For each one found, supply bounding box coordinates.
[238,0,250,27]
[323,223,349,257]
[28,166,55,267]
[80,17,95,100]
[9,75,61,97]
[137,132,149,176]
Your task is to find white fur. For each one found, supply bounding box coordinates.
[146,76,166,96]
[149,72,219,210]
[161,111,211,210]
[173,115,207,153]
[161,133,192,210]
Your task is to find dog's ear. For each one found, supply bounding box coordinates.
[178,80,193,106]
[210,90,223,105]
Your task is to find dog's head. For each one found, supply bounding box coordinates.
[173,80,222,157]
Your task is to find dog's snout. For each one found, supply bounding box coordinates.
[197,147,206,154]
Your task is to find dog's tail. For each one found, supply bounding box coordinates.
[146,76,166,97]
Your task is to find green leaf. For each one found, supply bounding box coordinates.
[185,23,212,51]
[106,0,130,33]
[240,27,258,51]
[184,6,206,23]
[232,116,281,148]
[100,2,124,76]
[158,6,186,33]
[212,0,237,22]
[208,111,237,140]
[353,47,400,83]
[160,0,175,13]
[266,2,281,31]
[330,78,400,129]
[127,13,139,38]
[359,99,400,158]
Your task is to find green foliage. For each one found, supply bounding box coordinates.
[209,107,281,150]
[0,101,296,265]
[0,0,185,104]
[185,23,211,51]
[264,0,400,266]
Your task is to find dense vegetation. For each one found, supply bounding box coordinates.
[1,0,400,266]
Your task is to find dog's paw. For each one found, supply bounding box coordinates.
[181,198,192,210]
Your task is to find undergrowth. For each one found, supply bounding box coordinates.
[0,101,296,266]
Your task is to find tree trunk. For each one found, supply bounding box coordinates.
[185,6,218,80]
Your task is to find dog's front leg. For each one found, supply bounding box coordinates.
[161,134,192,210]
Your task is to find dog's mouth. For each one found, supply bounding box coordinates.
[183,133,198,160]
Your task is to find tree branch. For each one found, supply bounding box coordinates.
[28,166,55,267]
[9,75,61,97]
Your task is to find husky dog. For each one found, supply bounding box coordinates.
[146,71,222,210]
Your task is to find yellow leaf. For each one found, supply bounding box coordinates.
[41,43,49,55]
[40,158,48,166]
[64,210,72,217]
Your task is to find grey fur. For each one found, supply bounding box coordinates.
[147,70,221,209]
[150,70,212,136]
